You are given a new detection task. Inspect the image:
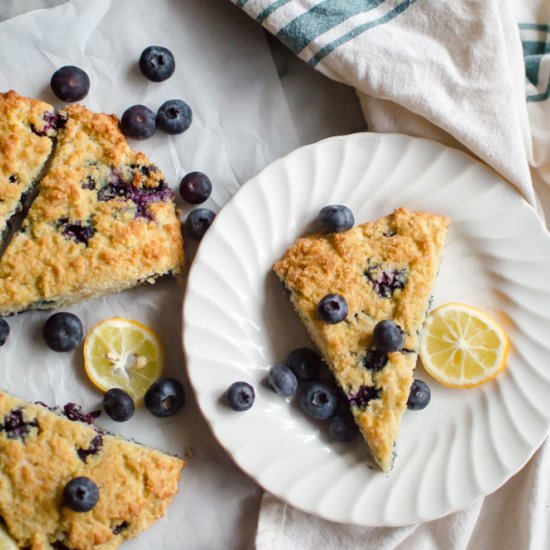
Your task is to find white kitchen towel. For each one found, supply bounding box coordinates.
[232,0,535,204]
[229,1,550,549]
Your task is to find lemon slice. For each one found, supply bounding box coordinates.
[84,318,164,403]
[420,302,509,388]
[0,523,17,550]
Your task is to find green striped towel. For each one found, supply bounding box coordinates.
[233,0,543,205]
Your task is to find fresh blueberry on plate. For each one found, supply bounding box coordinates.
[318,205,354,233]
[328,413,358,442]
[286,348,323,381]
[0,318,9,346]
[299,381,338,420]
[43,312,83,352]
[102,388,135,422]
[139,45,175,82]
[144,378,185,417]
[179,172,212,204]
[120,105,156,140]
[50,66,90,102]
[226,381,255,411]
[268,365,298,398]
[185,208,216,241]
[317,294,348,324]
[407,379,431,411]
[373,320,404,352]
[63,476,99,512]
[157,99,192,135]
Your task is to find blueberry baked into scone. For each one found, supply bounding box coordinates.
[0,91,65,247]
[0,103,183,315]
[0,390,185,549]
[273,208,449,472]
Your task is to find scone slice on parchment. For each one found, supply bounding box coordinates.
[0,390,185,549]
[274,208,449,472]
[0,90,65,246]
[0,104,184,316]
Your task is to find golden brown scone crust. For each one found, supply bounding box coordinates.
[274,208,449,471]
[0,104,184,315]
[0,391,185,549]
[0,90,55,241]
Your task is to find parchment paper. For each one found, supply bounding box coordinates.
[0,0,300,547]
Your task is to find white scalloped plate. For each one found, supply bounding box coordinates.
[183,133,550,526]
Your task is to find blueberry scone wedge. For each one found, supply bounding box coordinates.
[0,390,185,549]
[274,208,449,472]
[0,90,65,246]
[0,104,183,315]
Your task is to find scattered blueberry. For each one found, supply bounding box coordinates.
[317,294,348,324]
[63,476,99,512]
[373,320,404,352]
[50,66,90,102]
[299,382,338,420]
[144,378,185,417]
[179,172,212,204]
[139,45,175,82]
[185,208,215,241]
[318,205,354,233]
[43,312,83,352]
[267,365,298,398]
[0,319,9,346]
[328,414,358,442]
[120,105,156,140]
[286,348,323,381]
[102,389,135,422]
[226,381,255,411]
[157,99,192,135]
[407,379,431,411]
[363,349,388,371]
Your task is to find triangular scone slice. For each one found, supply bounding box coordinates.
[0,90,63,245]
[0,104,183,315]
[274,208,449,472]
[0,390,185,549]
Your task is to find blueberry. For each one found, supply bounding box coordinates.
[373,320,404,352]
[318,205,354,233]
[317,294,348,324]
[157,99,192,135]
[328,414,358,442]
[299,382,338,420]
[102,388,135,422]
[286,348,323,381]
[407,379,431,411]
[43,312,83,352]
[363,349,388,371]
[144,378,185,417]
[267,365,298,398]
[120,105,156,140]
[0,319,9,346]
[63,477,99,512]
[185,208,216,241]
[50,66,90,102]
[179,172,212,204]
[226,381,255,411]
[139,46,175,82]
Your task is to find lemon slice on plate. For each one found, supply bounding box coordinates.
[420,302,509,388]
[84,318,164,403]
[0,523,17,550]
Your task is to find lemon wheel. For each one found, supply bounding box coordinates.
[420,302,509,388]
[83,318,164,404]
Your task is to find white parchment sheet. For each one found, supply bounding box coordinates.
[0,0,300,547]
